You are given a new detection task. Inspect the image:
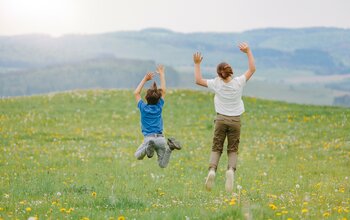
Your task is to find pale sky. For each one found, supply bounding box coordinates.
[0,0,349,36]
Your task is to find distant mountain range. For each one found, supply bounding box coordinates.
[1,27,350,106]
[1,27,350,73]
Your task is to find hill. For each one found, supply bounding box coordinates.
[1,27,350,73]
[1,27,350,106]
[0,57,180,96]
[0,90,349,219]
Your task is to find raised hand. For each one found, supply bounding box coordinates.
[156,64,165,75]
[144,72,154,81]
[193,52,203,64]
[238,42,250,53]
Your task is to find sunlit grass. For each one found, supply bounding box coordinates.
[0,89,349,219]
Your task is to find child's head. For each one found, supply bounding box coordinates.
[217,62,233,79]
[145,82,162,105]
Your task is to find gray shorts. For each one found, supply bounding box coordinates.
[134,135,172,168]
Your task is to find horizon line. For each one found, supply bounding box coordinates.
[1,26,349,38]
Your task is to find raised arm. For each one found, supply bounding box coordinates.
[239,42,256,81]
[193,52,207,87]
[156,64,166,98]
[133,72,154,102]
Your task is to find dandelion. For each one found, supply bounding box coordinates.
[25,207,32,212]
[159,192,165,196]
[323,212,330,217]
[237,185,242,190]
[229,198,236,206]
[0,207,3,211]
[302,208,308,213]
[295,184,300,189]
[281,210,288,214]
[91,192,97,197]
[269,204,277,210]
[57,192,61,196]
[117,216,125,220]
[4,194,9,199]
[81,217,89,220]
[60,208,66,213]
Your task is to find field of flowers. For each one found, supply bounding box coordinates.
[0,89,349,220]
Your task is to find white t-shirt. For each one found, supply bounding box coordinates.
[207,75,247,116]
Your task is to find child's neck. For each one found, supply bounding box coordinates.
[223,76,232,83]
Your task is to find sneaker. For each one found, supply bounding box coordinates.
[205,169,216,191]
[225,169,234,193]
[146,140,155,158]
[167,137,182,150]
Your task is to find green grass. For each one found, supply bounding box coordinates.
[0,89,349,220]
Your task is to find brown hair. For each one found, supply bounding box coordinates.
[217,62,233,79]
[145,82,162,105]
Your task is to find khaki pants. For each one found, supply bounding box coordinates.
[209,113,241,171]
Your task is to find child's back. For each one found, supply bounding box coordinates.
[133,65,181,168]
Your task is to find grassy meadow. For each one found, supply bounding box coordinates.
[0,90,349,220]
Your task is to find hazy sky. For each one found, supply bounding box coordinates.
[1,0,349,36]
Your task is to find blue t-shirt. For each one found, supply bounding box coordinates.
[137,98,164,136]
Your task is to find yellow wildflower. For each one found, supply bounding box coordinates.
[60,208,66,213]
[229,198,236,206]
[81,217,89,220]
[91,192,97,197]
[302,208,308,213]
[25,207,32,212]
[117,216,125,220]
[269,204,277,210]
[323,212,330,217]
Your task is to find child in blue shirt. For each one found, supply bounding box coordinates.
[134,65,181,168]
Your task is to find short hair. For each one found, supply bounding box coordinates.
[145,82,162,105]
[217,62,233,79]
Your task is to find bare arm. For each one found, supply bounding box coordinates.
[133,72,154,102]
[193,52,207,87]
[156,64,166,98]
[239,42,256,81]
